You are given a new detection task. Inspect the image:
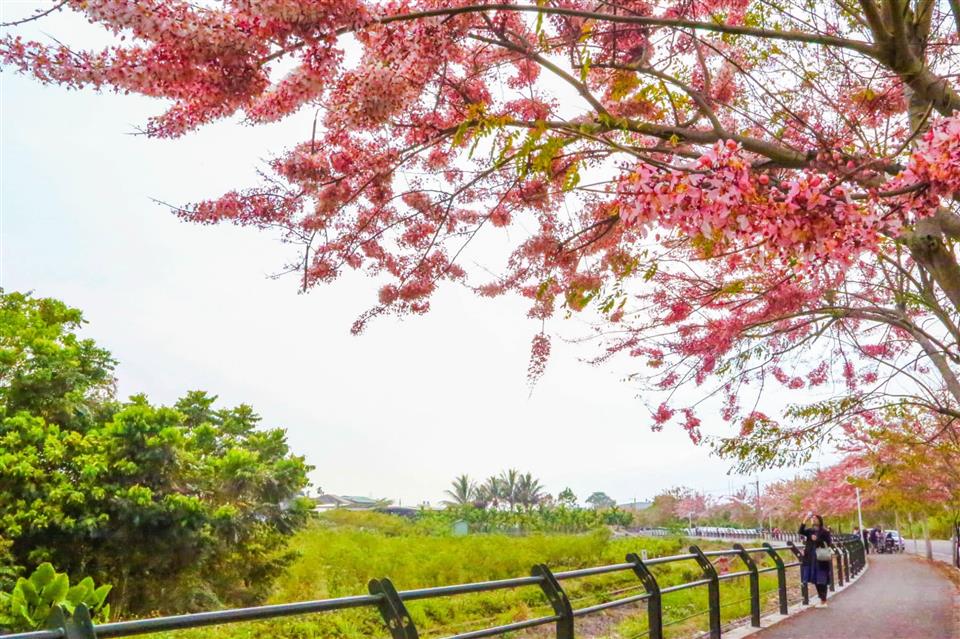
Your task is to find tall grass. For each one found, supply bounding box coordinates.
[149,512,795,639]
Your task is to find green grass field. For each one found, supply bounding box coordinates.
[155,511,797,639]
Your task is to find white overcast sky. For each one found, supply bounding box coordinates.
[0,4,833,506]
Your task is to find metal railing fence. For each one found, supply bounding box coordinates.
[630,527,803,544]
[0,537,866,639]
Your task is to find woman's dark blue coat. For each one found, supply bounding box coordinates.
[799,522,833,585]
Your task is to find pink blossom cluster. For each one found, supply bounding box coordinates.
[618,141,884,269]
[896,114,960,207]
[1,0,369,136]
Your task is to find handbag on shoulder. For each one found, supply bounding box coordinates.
[816,547,833,562]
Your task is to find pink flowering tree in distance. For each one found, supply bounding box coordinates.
[673,488,712,524]
[761,478,810,525]
[767,411,958,524]
[7,0,960,469]
[845,412,960,519]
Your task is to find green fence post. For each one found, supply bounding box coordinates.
[733,544,761,628]
[532,564,574,639]
[369,578,418,639]
[45,604,98,639]
[690,546,721,639]
[627,552,663,639]
[762,543,789,615]
[786,542,809,605]
[828,556,836,593]
[835,546,845,587]
[841,544,850,580]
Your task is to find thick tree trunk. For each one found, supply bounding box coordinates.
[909,512,919,553]
[922,518,933,560]
[879,0,960,115]
[905,215,960,313]
[953,521,960,568]
[900,320,960,406]
[897,60,960,115]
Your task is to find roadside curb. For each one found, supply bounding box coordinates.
[722,560,871,639]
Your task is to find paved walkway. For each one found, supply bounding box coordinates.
[753,554,958,639]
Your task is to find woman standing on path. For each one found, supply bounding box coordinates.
[799,513,833,607]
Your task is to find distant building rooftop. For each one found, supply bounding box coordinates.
[314,494,384,510]
[377,506,418,518]
[340,495,381,505]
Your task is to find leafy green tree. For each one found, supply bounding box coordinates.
[0,538,17,593]
[601,507,634,527]
[585,492,616,510]
[1,393,313,616]
[635,489,674,527]
[0,290,114,427]
[0,292,313,616]
[557,488,578,508]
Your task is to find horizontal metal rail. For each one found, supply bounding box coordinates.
[95,595,383,637]
[633,527,805,545]
[571,592,650,617]
[400,575,543,600]
[0,537,867,639]
[554,562,635,579]
[644,553,697,566]
[444,614,560,639]
[2,632,63,639]
[717,570,752,581]
[660,578,713,594]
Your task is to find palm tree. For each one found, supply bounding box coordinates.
[478,475,505,510]
[515,473,546,509]
[499,469,521,510]
[444,474,475,506]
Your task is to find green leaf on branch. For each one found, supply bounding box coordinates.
[28,564,55,590]
[0,564,110,632]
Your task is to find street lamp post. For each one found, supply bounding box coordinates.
[855,487,864,534]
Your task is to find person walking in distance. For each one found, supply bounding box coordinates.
[861,526,870,554]
[868,525,880,553]
[799,512,833,607]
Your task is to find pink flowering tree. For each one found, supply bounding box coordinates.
[771,411,958,527]
[761,479,812,526]
[849,413,960,519]
[800,457,872,518]
[7,1,960,468]
[706,486,762,527]
[674,489,712,524]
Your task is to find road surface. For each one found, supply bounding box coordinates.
[752,554,958,638]
[904,538,958,567]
